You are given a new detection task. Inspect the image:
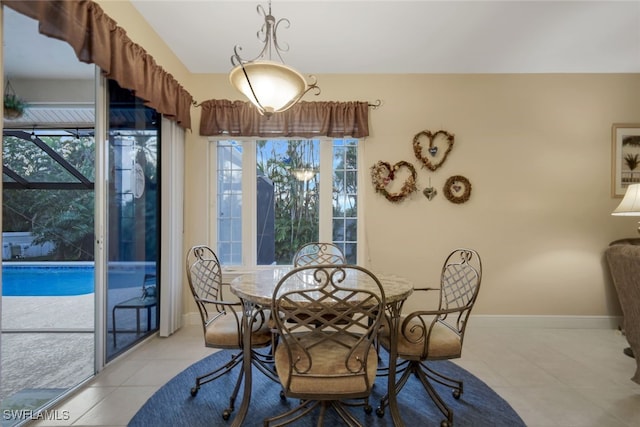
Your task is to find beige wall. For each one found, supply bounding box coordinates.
[93,2,640,320]
[96,0,191,85]
[186,73,640,319]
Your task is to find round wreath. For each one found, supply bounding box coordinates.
[370,160,418,203]
[443,175,472,204]
[413,130,455,171]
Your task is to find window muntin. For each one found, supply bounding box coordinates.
[217,141,243,265]
[332,140,358,263]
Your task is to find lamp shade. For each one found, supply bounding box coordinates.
[229,60,308,116]
[612,183,640,216]
[291,168,316,182]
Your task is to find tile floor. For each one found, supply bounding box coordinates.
[28,324,640,427]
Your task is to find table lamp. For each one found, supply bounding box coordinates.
[609,183,640,359]
[612,183,640,233]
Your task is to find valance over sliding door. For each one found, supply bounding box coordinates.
[3,0,193,129]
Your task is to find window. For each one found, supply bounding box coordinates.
[213,138,360,266]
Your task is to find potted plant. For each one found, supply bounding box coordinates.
[3,92,27,119]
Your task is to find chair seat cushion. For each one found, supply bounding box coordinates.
[205,310,272,348]
[379,315,461,359]
[274,332,377,397]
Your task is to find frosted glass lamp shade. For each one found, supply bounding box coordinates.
[612,184,640,216]
[291,168,316,182]
[229,61,308,116]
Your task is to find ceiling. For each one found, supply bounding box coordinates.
[130,0,640,74]
[3,0,640,80]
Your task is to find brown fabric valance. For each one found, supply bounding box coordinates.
[199,99,369,138]
[4,0,193,130]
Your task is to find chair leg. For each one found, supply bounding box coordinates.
[332,401,364,427]
[377,360,457,427]
[225,360,246,419]
[415,366,454,427]
[423,361,464,399]
[338,396,373,415]
[264,399,365,427]
[376,360,416,417]
[263,399,320,427]
[190,351,243,420]
[376,357,410,378]
[251,348,279,383]
[317,402,328,427]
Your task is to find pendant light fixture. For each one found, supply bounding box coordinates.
[229,1,320,117]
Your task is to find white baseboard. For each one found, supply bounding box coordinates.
[470,314,622,329]
[183,311,623,330]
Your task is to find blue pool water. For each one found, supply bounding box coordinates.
[2,266,94,296]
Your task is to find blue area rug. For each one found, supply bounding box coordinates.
[129,349,525,426]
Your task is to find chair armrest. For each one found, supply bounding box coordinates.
[400,305,466,338]
[401,307,466,336]
[199,297,240,308]
[395,307,465,358]
[406,306,463,316]
[403,306,466,328]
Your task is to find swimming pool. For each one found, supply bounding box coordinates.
[2,264,157,296]
[2,265,94,296]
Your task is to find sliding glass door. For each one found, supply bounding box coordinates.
[1,7,97,425]
[0,7,162,424]
[1,128,96,425]
[105,80,160,361]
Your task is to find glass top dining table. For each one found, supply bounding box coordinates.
[230,266,413,305]
[228,266,414,427]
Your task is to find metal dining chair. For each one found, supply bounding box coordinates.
[292,242,346,266]
[265,264,386,426]
[376,248,482,427]
[186,245,273,420]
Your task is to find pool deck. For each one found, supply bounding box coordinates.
[1,294,94,330]
[1,294,95,404]
[1,288,151,403]
[1,286,146,330]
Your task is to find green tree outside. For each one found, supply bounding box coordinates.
[3,134,95,260]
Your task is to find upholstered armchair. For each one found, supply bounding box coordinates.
[376,248,482,427]
[266,264,386,426]
[185,245,273,420]
[604,243,640,384]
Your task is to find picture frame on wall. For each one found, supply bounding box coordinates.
[612,123,640,197]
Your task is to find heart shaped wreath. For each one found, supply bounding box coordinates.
[413,130,455,171]
[370,160,418,203]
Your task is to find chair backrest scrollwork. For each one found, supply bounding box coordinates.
[401,248,482,359]
[292,242,346,266]
[186,245,226,326]
[272,264,386,395]
[437,248,482,339]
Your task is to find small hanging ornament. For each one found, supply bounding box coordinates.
[423,177,437,200]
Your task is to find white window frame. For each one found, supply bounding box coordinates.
[208,137,365,268]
